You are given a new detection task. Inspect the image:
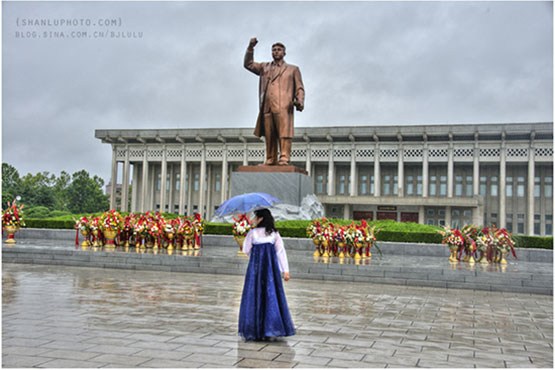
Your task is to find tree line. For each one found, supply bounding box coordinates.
[2,163,109,217]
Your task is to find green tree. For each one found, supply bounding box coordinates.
[19,172,56,209]
[66,170,109,213]
[2,163,21,207]
[52,171,71,211]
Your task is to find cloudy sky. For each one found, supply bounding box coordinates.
[3,1,553,183]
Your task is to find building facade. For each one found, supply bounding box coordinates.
[96,122,553,236]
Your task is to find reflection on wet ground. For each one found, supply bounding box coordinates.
[2,263,553,368]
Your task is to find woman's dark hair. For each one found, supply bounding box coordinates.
[254,208,277,235]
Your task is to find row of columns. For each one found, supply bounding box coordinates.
[110,140,539,231]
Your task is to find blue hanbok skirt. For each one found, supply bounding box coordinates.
[238,242,295,341]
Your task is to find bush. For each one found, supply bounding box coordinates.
[49,210,74,218]
[513,235,553,249]
[205,223,232,235]
[376,231,442,244]
[25,218,75,229]
[24,206,52,219]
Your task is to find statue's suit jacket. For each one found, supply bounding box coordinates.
[244,49,305,139]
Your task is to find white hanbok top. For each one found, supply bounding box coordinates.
[242,227,290,273]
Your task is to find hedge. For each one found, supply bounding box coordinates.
[513,235,553,250]
[25,219,76,229]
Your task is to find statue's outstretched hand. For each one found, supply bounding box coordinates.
[294,101,304,112]
[249,37,258,49]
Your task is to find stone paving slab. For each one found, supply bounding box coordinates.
[2,263,552,368]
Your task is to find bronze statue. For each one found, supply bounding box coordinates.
[244,37,305,166]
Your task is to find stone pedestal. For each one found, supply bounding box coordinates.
[231,166,312,206]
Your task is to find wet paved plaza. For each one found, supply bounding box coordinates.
[2,263,553,368]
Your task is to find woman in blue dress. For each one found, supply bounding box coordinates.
[238,208,295,341]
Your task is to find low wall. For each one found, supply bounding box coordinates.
[14,228,553,263]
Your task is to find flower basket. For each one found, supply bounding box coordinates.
[232,214,251,256]
[100,210,124,247]
[2,199,25,244]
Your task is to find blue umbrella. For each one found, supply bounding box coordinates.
[214,192,281,217]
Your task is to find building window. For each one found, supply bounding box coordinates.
[194,173,200,191]
[506,213,513,233]
[406,175,414,195]
[156,173,161,191]
[534,214,541,235]
[534,176,541,198]
[517,213,525,234]
[339,175,347,195]
[439,176,447,196]
[451,209,460,229]
[316,175,325,194]
[546,176,553,198]
[360,175,368,194]
[491,213,498,227]
[506,176,513,197]
[455,176,463,196]
[490,176,498,197]
[516,176,525,198]
[417,176,423,195]
[430,175,437,196]
[175,174,181,191]
[465,176,473,196]
[546,215,552,235]
[215,174,221,192]
[383,175,391,195]
[480,176,487,196]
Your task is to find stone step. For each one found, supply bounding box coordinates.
[3,241,552,296]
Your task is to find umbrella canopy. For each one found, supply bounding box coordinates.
[214,192,281,217]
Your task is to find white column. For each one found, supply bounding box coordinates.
[149,164,156,211]
[350,146,357,196]
[422,143,429,197]
[168,164,175,214]
[179,147,187,215]
[343,204,351,219]
[499,138,506,228]
[141,148,149,212]
[199,147,207,217]
[205,164,212,219]
[159,146,168,213]
[397,144,404,197]
[221,147,228,203]
[121,146,130,212]
[327,146,335,196]
[445,206,452,227]
[527,138,535,235]
[418,205,425,224]
[131,163,139,212]
[473,140,480,195]
[243,143,248,166]
[187,163,193,215]
[109,146,118,209]
[305,144,312,174]
[374,144,381,197]
[447,140,454,198]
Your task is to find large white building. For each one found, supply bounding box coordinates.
[96,122,553,236]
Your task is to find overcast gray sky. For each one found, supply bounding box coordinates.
[3,1,553,183]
